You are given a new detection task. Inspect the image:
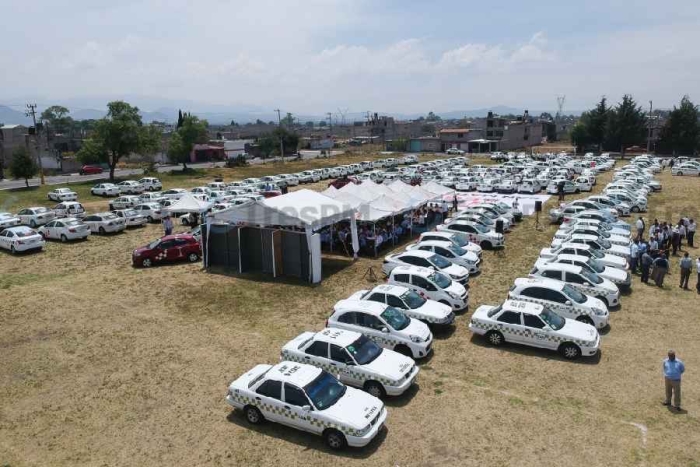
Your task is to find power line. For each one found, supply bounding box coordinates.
[25,103,46,185]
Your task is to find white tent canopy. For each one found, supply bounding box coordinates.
[423,181,456,197]
[163,192,214,213]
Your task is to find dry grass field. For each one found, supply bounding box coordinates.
[1,157,699,467]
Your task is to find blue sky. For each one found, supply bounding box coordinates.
[1,0,698,115]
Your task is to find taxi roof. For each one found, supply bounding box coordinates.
[399,249,434,259]
[390,264,436,277]
[268,361,323,387]
[502,299,545,315]
[514,277,566,291]
[370,283,410,296]
[413,239,453,248]
[334,299,388,316]
[536,263,583,274]
[314,328,362,347]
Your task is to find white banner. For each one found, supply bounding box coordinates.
[447,193,551,216]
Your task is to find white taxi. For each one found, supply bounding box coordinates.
[382,250,469,285]
[0,212,21,229]
[117,180,145,194]
[225,362,386,450]
[469,299,600,359]
[415,231,483,258]
[83,212,127,234]
[112,209,148,227]
[387,265,468,312]
[52,201,86,219]
[16,207,55,227]
[534,253,631,290]
[529,263,620,307]
[328,299,433,359]
[540,243,628,271]
[554,225,631,247]
[0,226,45,253]
[47,187,78,202]
[349,284,455,325]
[436,220,504,249]
[508,277,609,329]
[109,196,141,211]
[91,183,120,197]
[551,233,630,258]
[281,328,418,398]
[406,240,480,273]
[38,218,90,242]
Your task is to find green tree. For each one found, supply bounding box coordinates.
[9,146,38,187]
[657,96,700,155]
[257,127,299,158]
[426,111,441,122]
[587,97,608,150]
[318,120,327,127]
[605,95,646,156]
[305,121,314,127]
[76,101,159,181]
[281,112,294,125]
[167,114,209,169]
[255,119,265,125]
[41,105,74,136]
[570,122,591,153]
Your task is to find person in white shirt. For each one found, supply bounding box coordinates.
[696,257,700,294]
[636,217,645,241]
[688,219,696,248]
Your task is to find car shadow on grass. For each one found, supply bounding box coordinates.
[431,324,456,340]
[0,247,44,257]
[469,334,602,365]
[383,382,419,408]
[225,410,387,458]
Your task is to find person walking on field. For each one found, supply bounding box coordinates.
[629,240,639,274]
[663,350,685,411]
[557,180,565,202]
[679,253,693,289]
[652,253,670,287]
[163,215,174,236]
[641,250,653,284]
[636,217,645,242]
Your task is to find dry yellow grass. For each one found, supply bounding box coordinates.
[1,160,700,467]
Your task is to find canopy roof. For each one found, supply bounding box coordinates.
[163,192,214,213]
[211,189,356,230]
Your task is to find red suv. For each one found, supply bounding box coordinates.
[328,176,360,189]
[132,234,201,267]
[80,165,104,175]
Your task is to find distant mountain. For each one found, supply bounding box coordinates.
[0,105,31,126]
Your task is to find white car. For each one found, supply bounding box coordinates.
[575,176,594,192]
[436,220,504,249]
[349,284,455,325]
[112,209,148,227]
[138,192,165,204]
[38,218,90,242]
[495,179,517,194]
[207,181,227,190]
[547,179,579,195]
[382,250,469,285]
[52,201,86,219]
[567,210,630,231]
[509,277,609,329]
[83,212,127,234]
[539,243,628,270]
[225,362,386,450]
[133,203,164,222]
[161,188,188,200]
[0,212,22,229]
[560,218,630,238]
[281,328,418,398]
[534,253,631,290]
[416,231,482,258]
[109,196,141,210]
[47,187,78,202]
[0,226,45,253]
[468,299,600,359]
[16,207,55,228]
[671,163,700,176]
[387,265,468,312]
[476,178,499,192]
[518,179,541,194]
[117,180,146,194]
[91,183,120,197]
[554,225,630,247]
[446,148,465,155]
[329,299,433,359]
[137,177,162,191]
[406,240,480,274]
[455,176,478,191]
[529,263,620,308]
[190,186,212,195]
[300,170,320,183]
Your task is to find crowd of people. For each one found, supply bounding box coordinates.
[631,216,699,292]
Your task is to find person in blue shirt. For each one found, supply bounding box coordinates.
[663,350,685,410]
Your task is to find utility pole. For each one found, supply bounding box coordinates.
[25,103,45,185]
[275,109,284,163]
[646,100,653,153]
[326,112,332,138]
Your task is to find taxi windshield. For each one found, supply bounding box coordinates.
[599,239,612,249]
[65,220,82,227]
[473,223,489,233]
[562,284,587,304]
[581,269,603,284]
[346,335,383,365]
[429,254,451,269]
[401,290,426,309]
[590,248,604,259]
[304,371,346,410]
[429,272,452,289]
[587,259,605,273]
[449,233,470,247]
[147,239,161,249]
[380,306,410,331]
[539,308,565,330]
[446,244,467,256]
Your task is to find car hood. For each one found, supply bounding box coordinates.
[443,263,469,278]
[607,244,630,256]
[460,251,479,263]
[400,318,432,342]
[600,266,628,283]
[601,254,627,268]
[414,300,453,320]
[584,295,608,311]
[445,281,467,298]
[557,319,599,344]
[348,290,369,301]
[363,351,415,382]
[319,387,384,430]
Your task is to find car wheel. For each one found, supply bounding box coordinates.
[99,227,106,235]
[485,330,504,346]
[10,245,16,255]
[364,381,386,399]
[60,234,68,243]
[109,204,114,210]
[481,241,492,250]
[631,206,640,213]
[147,216,153,223]
[244,406,264,425]
[29,219,36,228]
[394,344,412,358]
[678,172,683,176]
[575,189,580,194]
[188,253,199,262]
[141,258,153,268]
[576,316,595,327]
[559,343,581,360]
[324,429,347,451]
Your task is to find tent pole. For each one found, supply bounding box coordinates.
[373,223,377,258]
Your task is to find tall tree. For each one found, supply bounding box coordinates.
[587,97,608,151]
[177,109,184,129]
[281,112,294,125]
[76,101,159,181]
[9,147,38,187]
[40,105,73,136]
[167,114,209,169]
[605,95,646,156]
[657,96,700,155]
[570,122,591,153]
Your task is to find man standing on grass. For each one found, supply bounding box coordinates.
[163,215,173,236]
[636,217,645,241]
[688,219,696,248]
[641,250,653,283]
[680,253,693,289]
[663,350,685,411]
[630,240,639,274]
[652,253,669,287]
[696,256,700,294]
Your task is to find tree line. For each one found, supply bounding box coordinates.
[571,95,700,156]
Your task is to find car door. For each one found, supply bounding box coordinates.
[522,314,552,350]
[386,294,407,311]
[355,312,388,347]
[254,380,285,423]
[51,221,65,238]
[495,310,525,343]
[329,344,358,386]
[42,221,55,238]
[366,292,387,306]
[282,383,314,432]
[157,240,175,262]
[0,231,9,249]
